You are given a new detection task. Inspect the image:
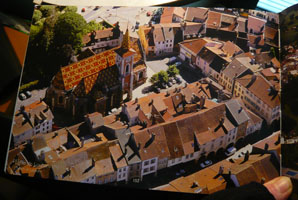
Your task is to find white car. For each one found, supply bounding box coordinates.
[200,160,212,168]
[225,147,237,156]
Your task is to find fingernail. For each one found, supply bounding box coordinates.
[276,177,292,194]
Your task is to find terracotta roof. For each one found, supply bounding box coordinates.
[206,11,221,29]
[133,129,159,161]
[59,136,110,167]
[82,28,114,44]
[162,26,174,40]
[222,58,250,80]
[231,154,279,186]
[271,57,280,68]
[61,49,116,91]
[254,131,281,154]
[109,143,128,169]
[265,26,278,40]
[20,164,51,179]
[173,7,186,19]
[146,125,171,159]
[247,15,266,34]
[184,7,209,22]
[60,159,96,182]
[179,38,208,55]
[162,122,185,159]
[169,167,225,194]
[85,112,104,129]
[153,24,165,42]
[176,116,197,155]
[236,74,280,108]
[103,114,128,131]
[32,134,48,152]
[13,101,54,136]
[248,34,264,46]
[160,7,174,23]
[184,22,204,35]
[222,41,243,57]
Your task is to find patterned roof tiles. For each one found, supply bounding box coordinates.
[61,50,116,91]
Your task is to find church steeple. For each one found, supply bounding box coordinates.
[121,28,130,50]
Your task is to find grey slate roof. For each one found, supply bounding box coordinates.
[225,99,250,126]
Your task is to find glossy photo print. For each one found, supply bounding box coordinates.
[5,5,283,195]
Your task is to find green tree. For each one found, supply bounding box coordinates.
[84,20,103,34]
[53,12,88,53]
[63,6,78,13]
[32,10,42,24]
[150,73,159,85]
[40,5,56,17]
[158,70,169,84]
[167,64,179,77]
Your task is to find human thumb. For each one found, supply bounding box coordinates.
[264,176,293,200]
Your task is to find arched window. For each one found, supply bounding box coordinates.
[139,71,143,79]
[125,64,129,74]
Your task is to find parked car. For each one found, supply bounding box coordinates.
[167,56,177,64]
[135,21,140,29]
[146,11,152,16]
[200,160,212,168]
[25,91,32,98]
[167,82,173,87]
[225,147,237,156]
[175,61,182,66]
[154,87,161,93]
[175,76,182,84]
[81,8,86,12]
[94,6,100,10]
[19,93,26,100]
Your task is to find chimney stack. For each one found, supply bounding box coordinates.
[135,97,139,104]
[136,104,140,110]
[199,95,206,109]
[149,99,154,106]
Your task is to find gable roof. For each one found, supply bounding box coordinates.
[225,98,250,126]
[206,11,221,29]
[179,38,208,55]
[247,15,266,33]
[236,74,280,108]
[184,7,209,22]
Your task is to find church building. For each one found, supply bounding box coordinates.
[45,28,143,119]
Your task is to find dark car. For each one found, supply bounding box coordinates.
[25,91,32,98]
[175,76,182,84]
[19,93,26,100]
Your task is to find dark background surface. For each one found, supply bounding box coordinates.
[0,1,270,200]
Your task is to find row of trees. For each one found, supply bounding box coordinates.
[22,6,104,87]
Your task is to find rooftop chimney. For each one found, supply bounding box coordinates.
[135,98,139,104]
[199,95,206,109]
[184,82,188,88]
[274,135,280,145]
[149,99,154,106]
[238,107,243,113]
[191,181,199,188]
[136,104,141,110]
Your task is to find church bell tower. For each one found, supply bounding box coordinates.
[115,28,136,101]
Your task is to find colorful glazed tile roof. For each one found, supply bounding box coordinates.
[61,50,116,91]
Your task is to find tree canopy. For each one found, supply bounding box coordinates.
[53,12,88,53]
